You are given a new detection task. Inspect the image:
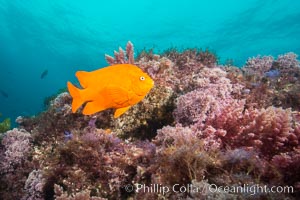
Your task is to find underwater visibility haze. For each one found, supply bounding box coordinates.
[1,0,300,199]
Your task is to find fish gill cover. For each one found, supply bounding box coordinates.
[0,0,300,200]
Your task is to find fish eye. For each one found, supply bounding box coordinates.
[140,76,145,81]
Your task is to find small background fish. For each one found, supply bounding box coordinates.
[40,69,48,79]
[0,90,8,98]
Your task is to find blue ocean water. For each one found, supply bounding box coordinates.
[0,0,299,125]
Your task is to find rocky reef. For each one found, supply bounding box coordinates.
[0,42,300,200]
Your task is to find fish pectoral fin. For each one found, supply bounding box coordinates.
[107,87,129,106]
[114,106,131,118]
[82,101,106,115]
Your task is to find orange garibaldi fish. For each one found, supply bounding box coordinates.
[67,64,154,118]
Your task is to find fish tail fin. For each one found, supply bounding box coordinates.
[67,81,84,113]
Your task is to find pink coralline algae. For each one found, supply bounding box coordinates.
[277,52,299,69]
[22,170,45,200]
[105,41,134,65]
[0,128,34,199]
[1,128,32,172]
[174,77,244,126]
[241,52,300,110]
[243,55,274,76]
[1,42,300,199]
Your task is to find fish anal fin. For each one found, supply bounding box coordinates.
[76,71,91,88]
[114,106,131,118]
[82,101,107,115]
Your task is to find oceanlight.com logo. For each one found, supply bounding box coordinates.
[209,184,294,196]
[123,183,294,196]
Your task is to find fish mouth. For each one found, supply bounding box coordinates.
[150,79,154,86]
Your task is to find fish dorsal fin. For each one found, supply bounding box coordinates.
[75,71,91,88]
[106,87,129,106]
[114,106,131,118]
